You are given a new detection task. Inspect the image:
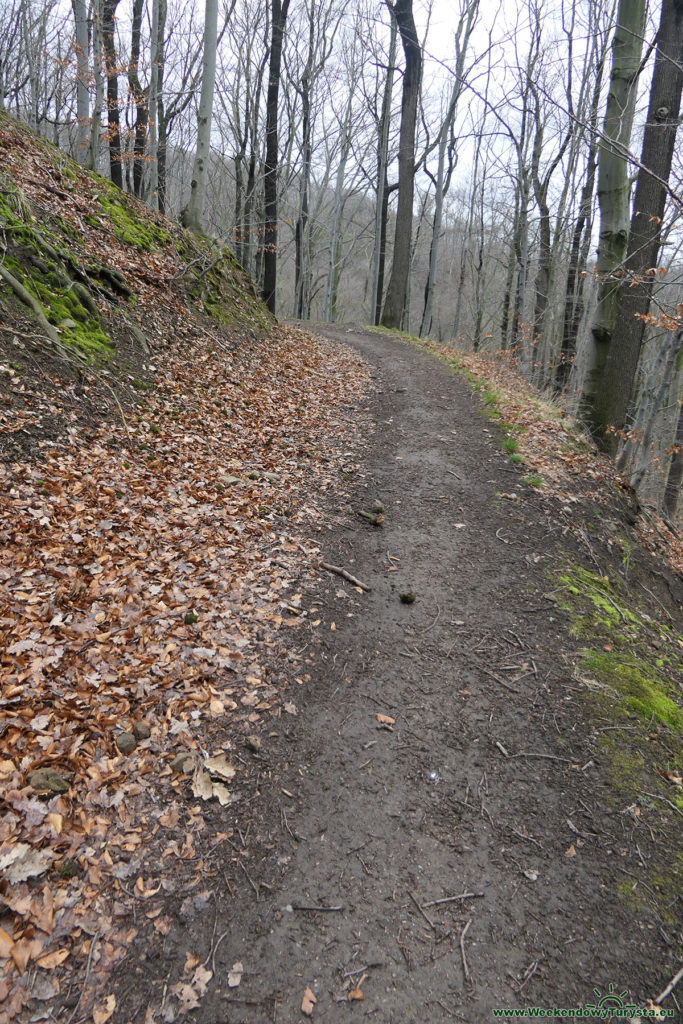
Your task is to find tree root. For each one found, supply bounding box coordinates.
[0,263,61,345]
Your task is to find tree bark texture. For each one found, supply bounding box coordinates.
[183,0,220,233]
[380,0,422,330]
[592,0,683,449]
[102,0,123,189]
[262,0,290,314]
[71,0,90,164]
[582,0,646,415]
[371,9,397,326]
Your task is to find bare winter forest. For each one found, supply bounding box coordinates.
[1,0,682,515]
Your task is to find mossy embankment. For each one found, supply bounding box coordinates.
[0,112,272,369]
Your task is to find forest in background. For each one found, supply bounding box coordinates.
[0,0,682,518]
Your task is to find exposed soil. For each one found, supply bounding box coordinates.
[108,324,681,1023]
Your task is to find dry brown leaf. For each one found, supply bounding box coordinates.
[228,962,244,987]
[170,982,200,1013]
[152,916,172,936]
[564,844,577,858]
[348,987,365,1001]
[93,995,117,1024]
[192,964,212,996]
[36,947,69,969]
[11,937,44,973]
[191,764,231,805]
[302,987,317,1016]
[657,769,682,788]
[203,754,236,782]
[0,928,14,960]
[184,951,201,973]
[375,713,396,726]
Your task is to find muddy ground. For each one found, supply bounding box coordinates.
[111,325,682,1023]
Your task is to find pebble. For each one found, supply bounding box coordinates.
[27,767,71,795]
[116,732,137,754]
[133,721,151,741]
[170,753,193,773]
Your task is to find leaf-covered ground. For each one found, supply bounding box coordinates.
[0,323,367,1020]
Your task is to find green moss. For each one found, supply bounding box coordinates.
[94,181,170,252]
[583,650,683,733]
[558,567,638,628]
[522,474,543,488]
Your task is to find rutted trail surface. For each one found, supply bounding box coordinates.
[117,326,679,1023]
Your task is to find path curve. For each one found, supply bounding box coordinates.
[119,325,675,1023]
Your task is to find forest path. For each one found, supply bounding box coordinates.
[118,325,671,1023]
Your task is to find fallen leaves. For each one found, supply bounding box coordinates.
[0,321,369,1013]
[228,962,244,987]
[93,994,117,1024]
[302,986,317,1015]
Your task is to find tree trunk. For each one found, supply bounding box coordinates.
[325,84,355,322]
[581,0,646,419]
[556,47,606,392]
[147,0,162,210]
[294,12,314,320]
[591,0,683,450]
[663,368,683,518]
[261,0,290,314]
[127,0,148,198]
[102,0,123,188]
[371,9,397,326]
[420,0,478,338]
[71,0,90,163]
[183,0,220,233]
[89,0,105,172]
[622,328,682,491]
[380,0,422,329]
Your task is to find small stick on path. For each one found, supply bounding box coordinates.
[409,890,436,930]
[459,919,472,984]
[422,892,485,908]
[292,903,344,912]
[655,965,683,1006]
[319,561,371,592]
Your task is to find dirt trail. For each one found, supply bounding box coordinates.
[116,326,679,1023]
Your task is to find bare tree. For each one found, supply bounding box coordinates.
[262,0,291,313]
[420,0,479,337]
[380,0,422,329]
[183,0,221,231]
[592,0,683,449]
[581,0,647,422]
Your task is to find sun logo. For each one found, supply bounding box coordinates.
[584,982,636,1015]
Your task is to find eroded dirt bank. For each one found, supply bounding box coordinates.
[114,325,681,1024]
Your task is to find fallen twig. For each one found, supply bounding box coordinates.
[422,893,485,908]
[409,891,436,931]
[459,919,472,984]
[292,903,344,912]
[239,861,259,897]
[319,561,371,592]
[510,752,574,763]
[655,965,683,1006]
[342,962,384,979]
[64,929,101,1024]
[642,791,683,818]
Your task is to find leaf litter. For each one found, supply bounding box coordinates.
[0,321,368,1020]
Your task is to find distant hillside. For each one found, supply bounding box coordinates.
[0,112,273,460]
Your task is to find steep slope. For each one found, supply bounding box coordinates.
[0,112,272,462]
